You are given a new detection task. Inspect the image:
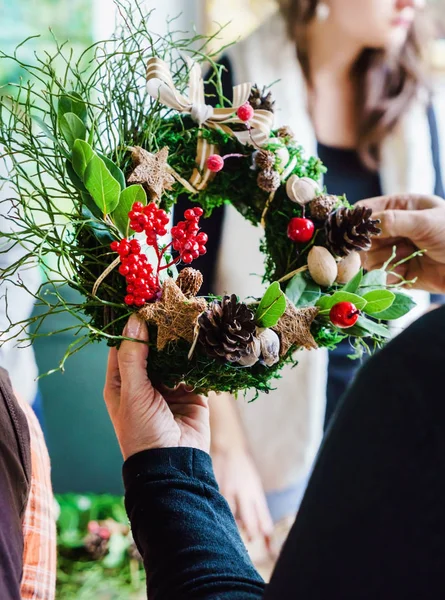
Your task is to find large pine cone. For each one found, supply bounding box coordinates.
[198,295,256,362]
[325,206,381,257]
[248,84,275,113]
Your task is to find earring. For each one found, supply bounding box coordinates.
[316,2,330,22]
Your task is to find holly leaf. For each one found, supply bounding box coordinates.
[112,184,147,237]
[372,292,416,320]
[256,282,287,327]
[97,152,126,191]
[342,268,363,293]
[359,269,387,294]
[286,273,321,307]
[72,139,95,179]
[59,112,86,149]
[316,291,368,311]
[362,289,395,315]
[58,91,88,124]
[84,154,121,215]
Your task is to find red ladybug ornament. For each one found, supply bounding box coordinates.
[287,217,315,243]
[330,302,360,328]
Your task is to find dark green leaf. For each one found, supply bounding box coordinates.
[97,152,126,191]
[372,292,416,320]
[256,282,287,327]
[316,291,367,311]
[362,289,395,315]
[286,273,307,305]
[72,139,95,179]
[359,269,387,294]
[84,154,121,215]
[81,205,114,243]
[58,91,87,124]
[342,268,363,293]
[59,112,86,148]
[112,185,147,237]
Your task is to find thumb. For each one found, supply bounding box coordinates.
[373,209,427,242]
[118,314,150,396]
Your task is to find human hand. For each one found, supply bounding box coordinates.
[103,314,210,460]
[357,194,445,293]
[212,446,274,543]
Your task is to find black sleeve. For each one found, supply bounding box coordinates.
[123,447,264,600]
[173,55,235,296]
[265,305,445,600]
[0,368,31,600]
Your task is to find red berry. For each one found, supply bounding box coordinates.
[124,294,135,306]
[135,278,146,288]
[132,201,144,212]
[130,222,144,233]
[193,207,204,217]
[176,221,186,230]
[126,273,137,284]
[118,241,130,256]
[184,208,196,221]
[206,154,224,172]
[196,232,208,244]
[129,239,141,254]
[287,218,315,244]
[110,241,120,252]
[236,102,254,122]
[138,214,149,228]
[119,264,130,276]
[127,284,135,294]
[329,302,360,329]
[134,297,145,307]
[128,210,138,220]
[181,251,193,264]
[198,245,207,255]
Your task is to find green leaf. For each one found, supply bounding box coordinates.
[59,112,86,148]
[372,292,416,320]
[359,269,387,294]
[342,268,363,293]
[97,152,126,191]
[58,91,87,124]
[112,184,147,237]
[81,205,114,243]
[256,282,287,327]
[66,160,87,193]
[316,291,368,311]
[362,290,395,315]
[72,139,95,179]
[33,115,58,144]
[286,273,321,307]
[84,154,121,215]
[350,316,391,339]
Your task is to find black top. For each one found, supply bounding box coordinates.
[124,305,445,599]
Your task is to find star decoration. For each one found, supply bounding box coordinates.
[138,278,207,350]
[272,302,319,355]
[127,146,175,202]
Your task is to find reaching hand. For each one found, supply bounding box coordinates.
[103,314,210,460]
[357,194,445,293]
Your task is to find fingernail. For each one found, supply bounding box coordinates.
[123,314,143,339]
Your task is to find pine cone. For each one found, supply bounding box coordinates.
[325,206,381,257]
[257,169,281,193]
[198,295,256,362]
[176,268,203,298]
[276,126,295,140]
[248,85,275,113]
[309,194,338,221]
[255,150,275,170]
[84,533,109,560]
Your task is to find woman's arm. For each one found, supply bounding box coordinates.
[210,392,273,542]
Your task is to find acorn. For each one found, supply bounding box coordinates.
[286,175,320,205]
[307,246,338,287]
[257,328,280,367]
[336,251,362,284]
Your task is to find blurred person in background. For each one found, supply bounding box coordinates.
[176,0,445,548]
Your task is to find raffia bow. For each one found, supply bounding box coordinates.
[146,56,274,190]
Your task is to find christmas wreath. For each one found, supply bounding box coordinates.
[0,4,418,396]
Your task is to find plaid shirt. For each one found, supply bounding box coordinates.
[19,400,56,600]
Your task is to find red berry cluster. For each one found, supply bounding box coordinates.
[171,207,208,264]
[110,238,159,306]
[128,202,170,246]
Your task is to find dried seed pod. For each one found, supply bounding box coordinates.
[336,251,362,284]
[237,336,261,367]
[257,169,281,193]
[286,175,319,205]
[257,328,280,366]
[307,246,338,287]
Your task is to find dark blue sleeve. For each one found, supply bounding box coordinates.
[123,447,265,600]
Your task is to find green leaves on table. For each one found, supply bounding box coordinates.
[256,282,287,327]
[112,185,146,237]
[286,272,321,307]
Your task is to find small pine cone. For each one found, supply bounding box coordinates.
[325,205,381,257]
[255,150,275,170]
[309,194,338,221]
[84,533,109,560]
[198,295,256,362]
[276,126,295,140]
[248,85,275,113]
[257,169,281,193]
[176,268,203,298]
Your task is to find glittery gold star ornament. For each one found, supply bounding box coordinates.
[127,146,175,202]
[272,301,319,355]
[138,277,207,350]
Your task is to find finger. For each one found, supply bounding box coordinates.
[118,314,150,397]
[361,241,415,272]
[357,194,442,213]
[238,497,259,542]
[103,347,121,415]
[372,209,429,242]
[255,497,274,539]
